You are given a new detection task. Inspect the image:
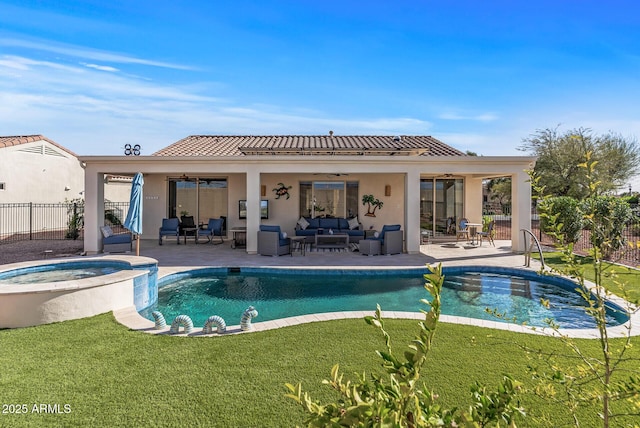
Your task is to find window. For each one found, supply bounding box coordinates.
[0,182,5,191]
[238,200,269,219]
[299,181,359,218]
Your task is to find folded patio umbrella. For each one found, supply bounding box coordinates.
[123,172,144,256]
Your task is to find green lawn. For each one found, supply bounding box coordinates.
[1,258,639,427]
[1,312,638,427]
[535,252,640,303]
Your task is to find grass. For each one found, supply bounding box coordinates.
[1,311,639,427]
[534,252,640,303]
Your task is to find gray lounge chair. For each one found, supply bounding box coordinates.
[257,225,290,256]
[370,224,403,255]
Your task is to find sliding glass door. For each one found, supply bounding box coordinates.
[420,178,463,238]
[168,178,228,227]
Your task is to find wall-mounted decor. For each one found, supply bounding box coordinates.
[273,182,292,199]
[362,194,384,217]
[385,184,391,197]
[239,200,269,219]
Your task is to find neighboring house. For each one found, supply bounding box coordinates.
[80,134,536,254]
[0,135,133,239]
[0,135,85,203]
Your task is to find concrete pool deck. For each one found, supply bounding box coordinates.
[107,239,640,339]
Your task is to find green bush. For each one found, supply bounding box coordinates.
[538,196,583,244]
[582,196,633,258]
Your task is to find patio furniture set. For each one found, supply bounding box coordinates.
[101,214,404,255]
[257,220,404,257]
[158,216,225,245]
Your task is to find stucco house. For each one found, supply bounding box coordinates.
[0,135,85,203]
[80,134,536,255]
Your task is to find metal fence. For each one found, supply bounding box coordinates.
[0,202,130,243]
[487,204,640,266]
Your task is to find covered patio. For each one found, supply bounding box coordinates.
[80,135,535,256]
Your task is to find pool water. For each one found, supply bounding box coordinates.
[0,262,127,284]
[139,269,628,329]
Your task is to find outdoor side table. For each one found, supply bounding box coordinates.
[289,236,306,256]
[230,227,247,249]
[181,227,198,244]
[359,239,380,256]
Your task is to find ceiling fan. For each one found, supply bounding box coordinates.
[313,173,350,177]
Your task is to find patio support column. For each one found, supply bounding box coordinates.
[245,169,261,254]
[465,177,483,223]
[84,169,104,255]
[405,168,421,254]
[510,169,531,252]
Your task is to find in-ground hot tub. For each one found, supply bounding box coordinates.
[0,256,158,328]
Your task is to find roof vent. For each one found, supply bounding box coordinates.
[329,130,334,137]
[393,135,401,141]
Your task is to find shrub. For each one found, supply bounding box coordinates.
[582,196,633,258]
[537,196,583,244]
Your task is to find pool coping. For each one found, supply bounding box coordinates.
[114,264,640,339]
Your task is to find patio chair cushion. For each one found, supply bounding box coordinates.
[297,216,310,230]
[103,233,132,245]
[347,217,360,230]
[259,225,281,233]
[100,226,114,238]
[319,218,340,230]
[376,224,401,241]
[259,225,288,246]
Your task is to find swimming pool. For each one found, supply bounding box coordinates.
[140,267,629,329]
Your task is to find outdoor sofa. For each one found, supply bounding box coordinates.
[295,217,364,242]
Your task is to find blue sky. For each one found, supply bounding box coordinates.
[1,1,639,174]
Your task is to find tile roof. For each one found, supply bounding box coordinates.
[0,135,78,157]
[152,135,466,157]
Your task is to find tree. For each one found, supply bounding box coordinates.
[519,127,640,199]
[486,178,512,214]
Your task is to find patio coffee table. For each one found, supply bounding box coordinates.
[315,233,349,250]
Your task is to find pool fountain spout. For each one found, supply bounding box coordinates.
[152,311,166,329]
[240,306,258,331]
[203,315,227,334]
[169,315,194,334]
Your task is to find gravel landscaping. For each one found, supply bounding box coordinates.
[0,240,85,265]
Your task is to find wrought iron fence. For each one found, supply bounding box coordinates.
[0,202,130,243]
[486,204,640,266]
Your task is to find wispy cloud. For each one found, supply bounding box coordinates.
[0,37,196,71]
[0,53,432,155]
[82,63,119,72]
[438,112,499,122]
